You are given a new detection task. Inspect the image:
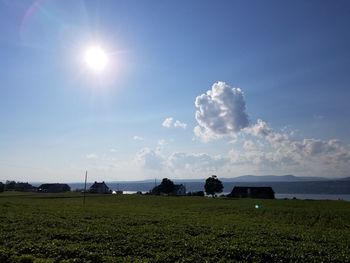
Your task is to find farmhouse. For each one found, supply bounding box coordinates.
[38,183,71,193]
[228,186,275,199]
[89,181,112,194]
[173,184,186,196]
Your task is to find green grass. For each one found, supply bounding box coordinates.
[0,192,349,262]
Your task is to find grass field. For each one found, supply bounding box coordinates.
[0,192,349,262]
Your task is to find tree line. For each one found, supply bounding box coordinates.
[150,175,223,197]
[0,181,36,192]
[0,175,225,196]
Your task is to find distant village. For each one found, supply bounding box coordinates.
[0,176,275,199]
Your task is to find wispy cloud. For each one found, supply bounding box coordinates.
[158,139,167,146]
[168,152,228,172]
[86,153,98,159]
[133,135,144,141]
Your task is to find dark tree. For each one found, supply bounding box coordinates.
[5,180,16,191]
[14,182,34,192]
[204,175,223,197]
[0,182,4,193]
[151,178,175,195]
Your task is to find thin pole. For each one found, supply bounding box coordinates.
[83,170,87,206]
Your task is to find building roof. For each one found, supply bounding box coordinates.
[90,181,109,188]
[89,181,111,193]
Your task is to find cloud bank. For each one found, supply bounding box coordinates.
[135,148,164,170]
[229,119,350,176]
[135,148,229,176]
[102,81,350,179]
[191,81,350,177]
[168,152,228,172]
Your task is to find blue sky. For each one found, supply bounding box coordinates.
[1,0,350,182]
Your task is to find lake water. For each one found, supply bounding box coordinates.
[275,193,350,201]
[120,191,350,201]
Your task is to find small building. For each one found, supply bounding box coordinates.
[173,184,186,196]
[228,186,275,199]
[89,181,111,194]
[38,183,71,193]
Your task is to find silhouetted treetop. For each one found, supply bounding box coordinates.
[204,175,223,197]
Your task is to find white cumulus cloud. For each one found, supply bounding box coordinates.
[162,117,173,128]
[194,81,249,141]
[162,117,187,129]
[174,120,187,129]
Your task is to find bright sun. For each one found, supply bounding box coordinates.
[83,45,108,72]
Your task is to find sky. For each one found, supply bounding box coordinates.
[0,0,350,182]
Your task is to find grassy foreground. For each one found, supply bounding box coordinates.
[0,192,349,262]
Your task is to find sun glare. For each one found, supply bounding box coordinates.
[83,45,108,72]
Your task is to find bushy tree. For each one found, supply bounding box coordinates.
[2,181,35,192]
[0,182,4,193]
[14,182,34,192]
[5,180,16,191]
[151,178,175,195]
[204,175,223,197]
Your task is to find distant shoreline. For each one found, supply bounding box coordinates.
[64,180,350,195]
[120,191,350,201]
[275,193,350,201]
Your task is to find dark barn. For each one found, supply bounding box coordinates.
[38,183,71,193]
[89,181,112,194]
[229,186,275,199]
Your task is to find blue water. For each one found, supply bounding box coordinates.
[275,193,350,201]
[121,191,350,201]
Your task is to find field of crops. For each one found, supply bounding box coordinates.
[0,192,349,262]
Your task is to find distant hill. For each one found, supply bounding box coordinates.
[220,175,329,182]
[339,177,350,181]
